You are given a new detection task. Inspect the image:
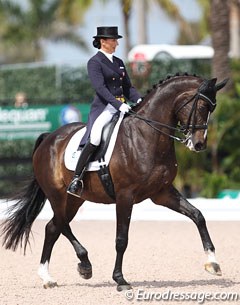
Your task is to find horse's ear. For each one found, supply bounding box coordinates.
[215,78,229,91]
[210,78,217,86]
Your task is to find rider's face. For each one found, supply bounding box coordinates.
[100,38,119,54]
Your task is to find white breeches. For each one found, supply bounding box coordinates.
[90,103,118,146]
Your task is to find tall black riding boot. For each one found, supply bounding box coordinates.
[67,142,97,198]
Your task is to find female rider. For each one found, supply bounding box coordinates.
[67,26,142,197]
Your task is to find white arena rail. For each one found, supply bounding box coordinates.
[0,198,239,221]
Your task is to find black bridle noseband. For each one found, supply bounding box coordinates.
[129,90,216,144]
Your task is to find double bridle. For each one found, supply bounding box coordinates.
[129,90,216,144]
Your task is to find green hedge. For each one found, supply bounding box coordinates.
[129,58,211,93]
[0,139,34,198]
[0,59,211,106]
[0,65,57,102]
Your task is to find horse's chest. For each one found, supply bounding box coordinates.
[152,164,177,185]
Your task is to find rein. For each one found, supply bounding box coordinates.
[129,109,187,143]
[129,91,215,144]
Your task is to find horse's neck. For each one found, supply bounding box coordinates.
[125,98,175,153]
[125,77,201,148]
[138,91,177,128]
[138,78,199,123]
[128,83,185,147]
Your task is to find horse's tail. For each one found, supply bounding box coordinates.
[1,132,50,253]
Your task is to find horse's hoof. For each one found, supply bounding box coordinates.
[77,263,92,280]
[43,281,58,289]
[204,262,222,276]
[117,284,132,291]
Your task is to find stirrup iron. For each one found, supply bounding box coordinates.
[67,177,84,198]
[67,167,87,198]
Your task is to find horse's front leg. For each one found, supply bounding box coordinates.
[151,185,221,276]
[112,197,133,291]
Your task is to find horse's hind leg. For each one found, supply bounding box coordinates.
[61,223,92,280]
[151,186,221,276]
[38,218,60,288]
[62,197,92,279]
[38,197,92,288]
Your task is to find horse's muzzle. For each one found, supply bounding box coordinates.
[186,134,207,152]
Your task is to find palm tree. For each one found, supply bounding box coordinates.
[0,0,91,63]
[210,0,232,92]
[155,0,197,44]
[119,0,193,56]
[57,0,93,25]
[120,0,133,58]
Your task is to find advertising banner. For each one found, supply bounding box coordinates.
[0,104,90,140]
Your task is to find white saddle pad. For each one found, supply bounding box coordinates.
[64,113,124,171]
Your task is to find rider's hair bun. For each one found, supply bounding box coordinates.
[93,38,101,49]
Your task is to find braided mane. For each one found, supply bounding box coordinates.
[145,72,201,96]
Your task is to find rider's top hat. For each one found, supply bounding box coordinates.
[93,26,122,39]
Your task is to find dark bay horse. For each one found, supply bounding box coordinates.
[1,74,227,291]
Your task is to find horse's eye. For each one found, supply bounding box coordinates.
[198,106,206,115]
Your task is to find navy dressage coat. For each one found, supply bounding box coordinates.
[80,51,141,146]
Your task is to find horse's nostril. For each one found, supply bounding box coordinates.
[194,142,205,151]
